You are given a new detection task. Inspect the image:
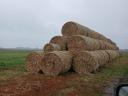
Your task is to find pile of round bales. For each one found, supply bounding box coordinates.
[26,21,120,76]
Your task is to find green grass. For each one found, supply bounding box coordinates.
[0,50,31,81]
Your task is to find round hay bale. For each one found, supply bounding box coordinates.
[99,50,110,65]
[43,43,61,52]
[99,40,117,50]
[105,50,120,61]
[41,51,73,76]
[62,21,116,45]
[67,35,100,51]
[73,50,110,74]
[26,51,45,73]
[99,40,106,49]
[62,21,89,36]
[50,36,67,50]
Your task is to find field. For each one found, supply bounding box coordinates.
[0,50,128,96]
[0,50,31,81]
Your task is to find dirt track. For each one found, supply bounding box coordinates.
[0,72,117,96]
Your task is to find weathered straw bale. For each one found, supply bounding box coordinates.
[73,50,111,74]
[62,21,117,45]
[68,35,117,51]
[67,35,100,51]
[26,51,45,73]
[105,50,120,61]
[43,43,61,52]
[50,36,67,50]
[41,51,73,76]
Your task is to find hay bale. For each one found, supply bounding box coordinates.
[41,51,73,76]
[62,21,89,36]
[26,51,45,73]
[67,35,100,51]
[73,50,110,74]
[43,43,61,52]
[62,21,116,45]
[68,35,117,51]
[105,50,120,61]
[50,36,67,50]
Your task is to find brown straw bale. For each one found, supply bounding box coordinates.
[41,51,73,76]
[99,50,110,64]
[26,51,45,73]
[73,50,110,74]
[105,50,120,61]
[67,35,100,51]
[43,43,61,52]
[62,21,116,45]
[50,36,67,50]
[62,21,89,36]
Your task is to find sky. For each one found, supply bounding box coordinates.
[0,0,127,49]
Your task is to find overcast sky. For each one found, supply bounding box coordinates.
[0,0,127,49]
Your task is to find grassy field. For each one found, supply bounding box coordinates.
[0,50,31,81]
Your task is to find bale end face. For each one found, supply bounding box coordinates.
[41,51,72,76]
[50,36,67,50]
[26,52,44,73]
[43,43,61,52]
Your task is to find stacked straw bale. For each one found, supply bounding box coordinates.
[105,50,120,61]
[26,21,120,76]
[26,51,45,73]
[43,43,61,52]
[67,35,117,51]
[40,51,72,76]
[50,36,67,50]
[73,50,117,74]
[62,21,116,45]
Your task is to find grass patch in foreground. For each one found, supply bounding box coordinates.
[0,50,32,81]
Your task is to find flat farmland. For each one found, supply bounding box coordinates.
[0,49,31,81]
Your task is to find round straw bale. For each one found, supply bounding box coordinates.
[26,51,45,73]
[62,21,89,36]
[99,40,106,49]
[41,51,73,76]
[99,50,110,65]
[43,43,61,52]
[105,50,120,61]
[50,36,67,50]
[62,21,116,45]
[67,35,100,51]
[73,50,110,74]
[73,51,99,74]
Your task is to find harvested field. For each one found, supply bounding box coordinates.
[67,35,117,51]
[73,50,119,74]
[41,51,73,76]
[50,36,67,50]
[43,43,61,52]
[26,51,45,73]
